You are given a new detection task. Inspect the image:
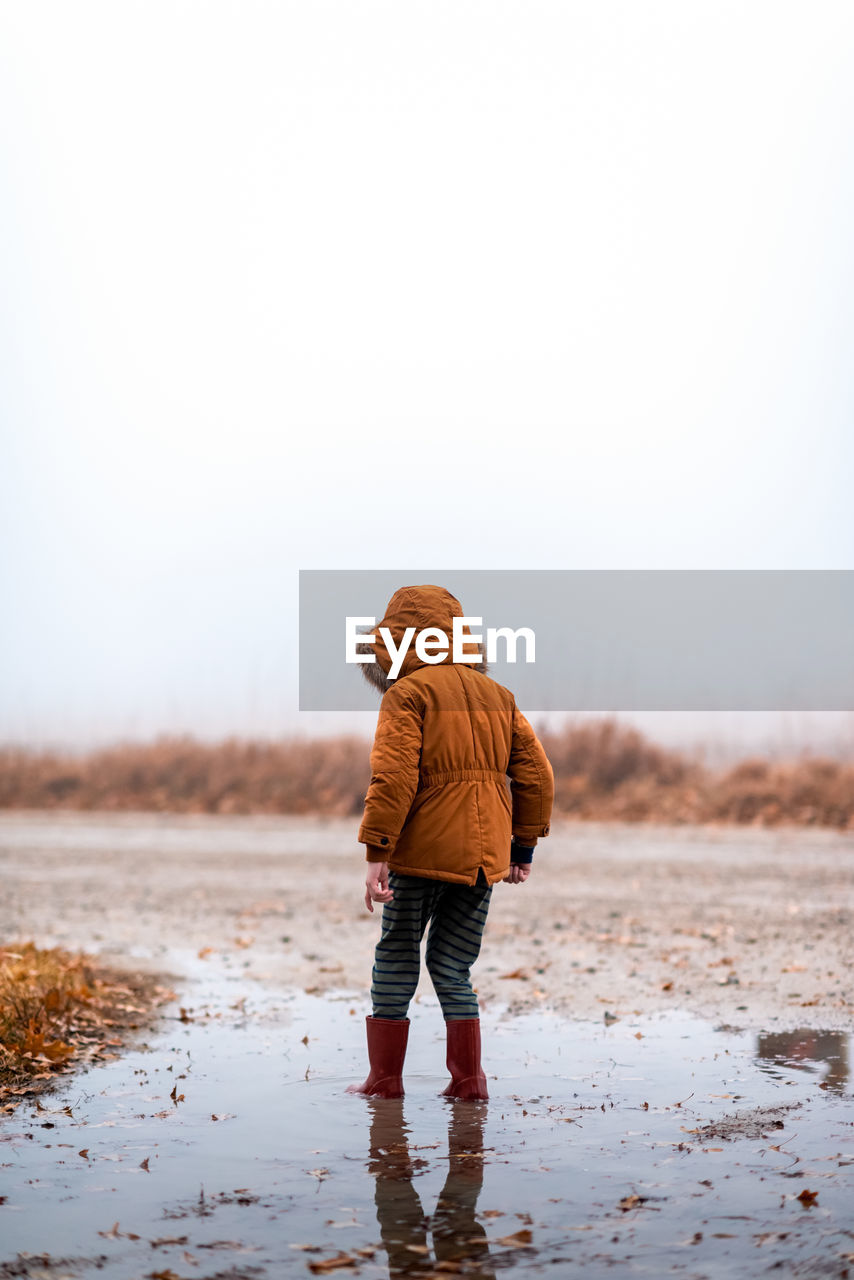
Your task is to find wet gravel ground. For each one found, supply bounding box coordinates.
[1,812,853,1278]
[1,811,852,1029]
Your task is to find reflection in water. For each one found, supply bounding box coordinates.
[368,1099,495,1279]
[757,1028,849,1091]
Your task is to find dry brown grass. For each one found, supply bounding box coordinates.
[0,722,852,829]
[538,721,854,827]
[0,735,370,816]
[0,942,171,1110]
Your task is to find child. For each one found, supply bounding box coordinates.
[347,584,554,1101]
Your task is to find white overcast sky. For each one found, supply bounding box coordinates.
[1,1,852,751]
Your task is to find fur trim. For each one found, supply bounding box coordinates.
[355,636,488,696]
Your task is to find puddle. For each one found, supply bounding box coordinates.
[1,961,853,1278]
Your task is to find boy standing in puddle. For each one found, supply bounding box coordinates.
[348,584,554,1101]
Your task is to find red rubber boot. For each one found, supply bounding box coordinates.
[347,1016,409,1097]
[440,1018,489,1101]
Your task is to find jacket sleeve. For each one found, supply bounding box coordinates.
[507,705,554,845]
[358,680,424,858]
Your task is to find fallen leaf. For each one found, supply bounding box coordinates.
[15,1026,75,1064]
[307,1254,359,1275]
[140,1157,150,1171]
[796,1189,819,1207]
[618,1194,646,1212]
[496,1229,534,1247]
[499,969,529,981]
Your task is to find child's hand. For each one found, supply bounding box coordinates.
[503,863,531,885]
[365,862,394,912]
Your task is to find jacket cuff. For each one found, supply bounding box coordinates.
[358,824,396,855]
[512,822,550,844]
[365,845,389,863]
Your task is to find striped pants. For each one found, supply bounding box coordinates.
[371,870,493,1022]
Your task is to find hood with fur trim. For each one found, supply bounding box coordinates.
[357,584,488,695]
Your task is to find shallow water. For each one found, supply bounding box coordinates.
[1,961,853,1278]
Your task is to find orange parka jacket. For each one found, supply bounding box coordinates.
[357,585,554,886]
